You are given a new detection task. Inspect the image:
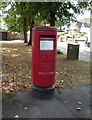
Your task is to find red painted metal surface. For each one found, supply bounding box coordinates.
[32,26,57,87]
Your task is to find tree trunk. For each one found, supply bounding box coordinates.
[28,19,35,45]
[23,18,28,43]
[60,26,62,29]
[49,11,56,27]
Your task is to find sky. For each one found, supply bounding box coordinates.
[76,10,90,21]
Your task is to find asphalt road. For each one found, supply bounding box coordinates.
[57,41,91,62]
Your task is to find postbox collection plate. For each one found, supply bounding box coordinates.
[40,40,54,50]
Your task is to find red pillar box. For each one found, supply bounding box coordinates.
[32,26,57,91]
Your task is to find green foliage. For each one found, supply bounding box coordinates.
[1,2,27,33]
[75,33,86,38]
[1,2,91,30]
[57,49,64,54]
[84,18,91,23]
[59,32,87,42]
[4,14,23,33]
[58,29,64,32]
[86,42,90,47]
[66,35,72,39]
[1,1,91,44]
[38,2,78,26]
[35,16,44,26]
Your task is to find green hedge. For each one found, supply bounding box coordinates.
[57,49,64,54]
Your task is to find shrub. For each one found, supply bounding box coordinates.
[57,49,64,54]
[58,29,64,32]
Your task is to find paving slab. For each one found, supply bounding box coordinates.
[2,85,91,119]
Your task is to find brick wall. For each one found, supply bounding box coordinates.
[7,32,24,40]
[0,32,24,40]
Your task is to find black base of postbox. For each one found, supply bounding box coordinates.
[32,85,55,92]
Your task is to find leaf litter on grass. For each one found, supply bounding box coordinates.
[1,43,90,92]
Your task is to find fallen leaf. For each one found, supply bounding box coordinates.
[78,102,82,105]
[14,115,19,118]
[76,107,81,111]
[24,107,28,110]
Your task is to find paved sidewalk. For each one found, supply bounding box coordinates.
[0,40,24,44]
[2,85,91,119]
